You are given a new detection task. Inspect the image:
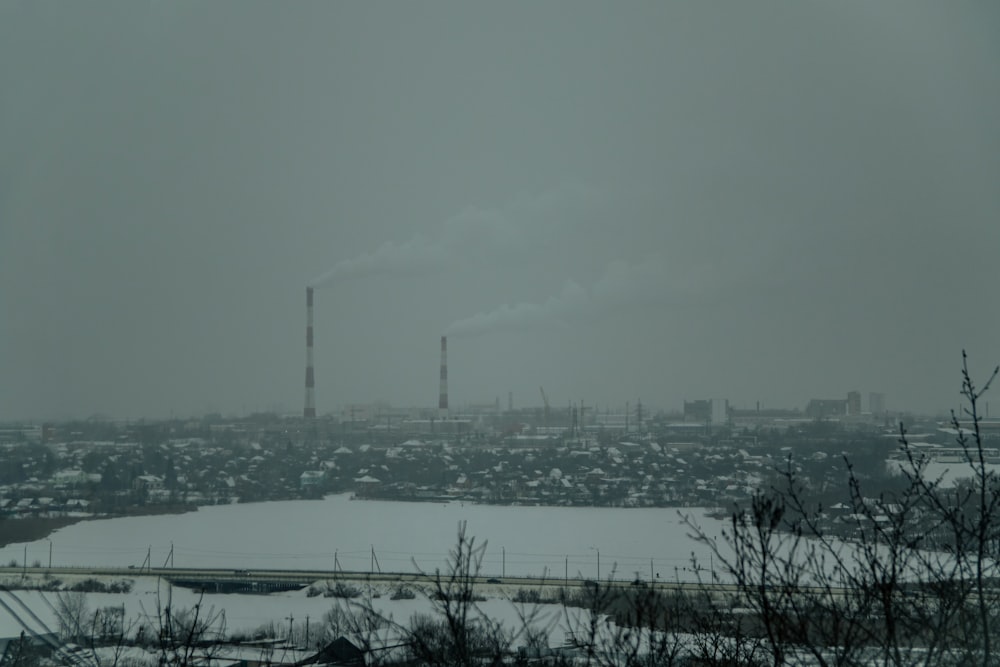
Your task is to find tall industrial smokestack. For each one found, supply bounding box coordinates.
[304,287,316,419]
[438,336,448,414]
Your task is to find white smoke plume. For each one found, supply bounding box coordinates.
[308,184,594,288]
[444,281,589,338]
[444,257,692,338]
[309,235,448,287]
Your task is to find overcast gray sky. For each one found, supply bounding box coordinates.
[2,1,999,421]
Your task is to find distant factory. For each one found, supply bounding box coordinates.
[299,286,892,439]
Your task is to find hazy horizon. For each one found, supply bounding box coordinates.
[2,2,999,421]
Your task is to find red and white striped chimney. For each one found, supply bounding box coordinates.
[438,336,448,413]
[304,287,316,419]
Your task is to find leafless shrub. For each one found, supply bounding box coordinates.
[684,351,1000,667]
[325,581,363,599]
[136,580,227,667]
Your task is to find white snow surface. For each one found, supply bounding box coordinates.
[0,495,723,580]
[0,577,576,648]
[1,496,730,646]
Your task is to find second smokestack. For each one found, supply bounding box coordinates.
[438,336,448,414]
[304,287,316,419]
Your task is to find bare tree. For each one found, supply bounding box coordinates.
[894,351,1000,666]
[54,591,89,643]
[401,522,512,666]
[563,581,690,667]
[684,351,1000,666]
[333,521,545,666]
[136,580,226,667]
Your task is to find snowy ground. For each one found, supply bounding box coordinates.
[0,495,724,582]
[0,572,587,649]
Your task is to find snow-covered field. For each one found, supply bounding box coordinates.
[0,573,582,648]
[1,496,727,645]
[0,495,724,581]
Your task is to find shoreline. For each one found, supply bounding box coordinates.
[0,504,196,549]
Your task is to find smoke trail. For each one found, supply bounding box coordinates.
[309,235,447,287]
[309,184,593,288]
[444,257,698,338]
[445,281,588,338]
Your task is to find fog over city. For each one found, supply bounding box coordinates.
[2,1,999,421]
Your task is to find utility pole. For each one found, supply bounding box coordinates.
[502,546,505,578]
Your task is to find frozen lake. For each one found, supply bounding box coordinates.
[1,496,730,643]
[1,495,725,582]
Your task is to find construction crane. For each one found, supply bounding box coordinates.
[539,387,550,431]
